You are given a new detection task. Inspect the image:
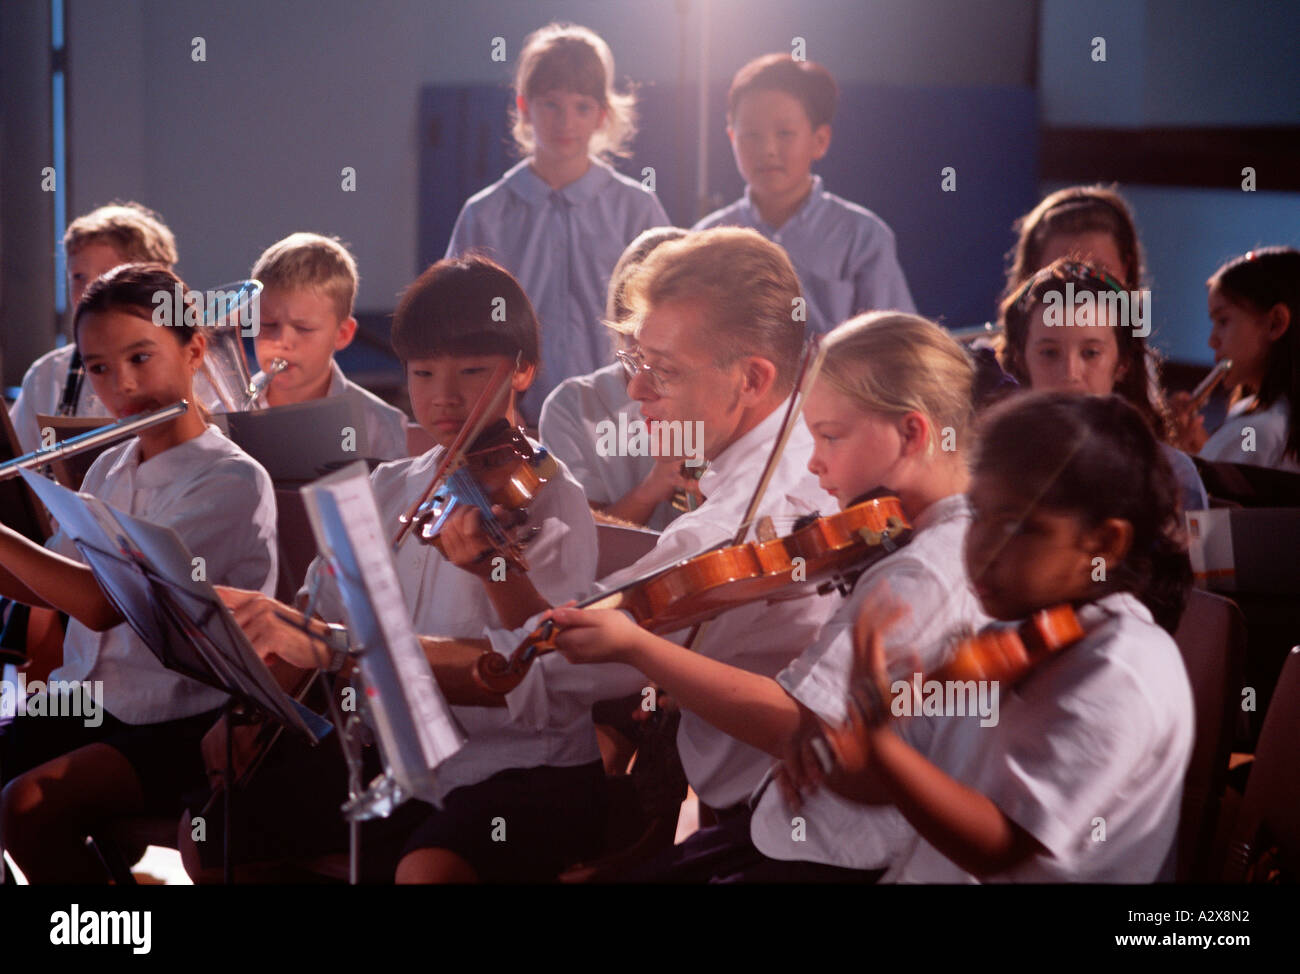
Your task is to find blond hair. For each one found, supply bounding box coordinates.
[251,232,359,322]
[619,227,804,391]
[63,201,177,265]
[820,312,975,455]
[510,22,636,161]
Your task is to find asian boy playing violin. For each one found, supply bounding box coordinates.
[205,255,604,883]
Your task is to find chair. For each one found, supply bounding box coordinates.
[1222,645,1300,882]
[1170,589,1247,880]
[273,488,319,604]
[595,521,660,579]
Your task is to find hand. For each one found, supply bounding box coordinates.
[773,704,837,811]
[636,456,704,508]
[547,605,646,666]
[1168,391,1209,453]
[217,585,328,670]
[436,506,506,577]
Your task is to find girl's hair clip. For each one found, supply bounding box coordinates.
[1010,260,1126,309]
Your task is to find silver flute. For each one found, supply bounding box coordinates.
[0,400,190,481]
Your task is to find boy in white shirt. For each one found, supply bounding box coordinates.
[9,201,179,452]
[248,232,409,461]
[209,255,602,883]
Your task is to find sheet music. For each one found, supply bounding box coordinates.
[19,470,322,742]
[301,463,464,796]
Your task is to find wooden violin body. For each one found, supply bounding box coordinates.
[407,419,557,566]
[475,492,914,693]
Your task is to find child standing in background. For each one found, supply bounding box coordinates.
[695,54,914,334]
[445,22,669,421]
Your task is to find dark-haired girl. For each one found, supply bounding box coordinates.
[1173,247,1300,473]
[782,392,1195,882]
[0,264,277,882]
[1000,258,1208,511]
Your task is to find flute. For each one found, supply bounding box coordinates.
[1189,358,1233,411]
[0,400,189,481]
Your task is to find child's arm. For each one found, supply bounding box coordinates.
[801,597,1046,878]
[220,586,507,707]
[0,524,122,630]
[841,725,1045,877]
[548,605,803,756]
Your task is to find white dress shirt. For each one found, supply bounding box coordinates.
[887,592,1194,883]
[490,398,841,809]
[538,362,678,531]
[1200,394,1299,473]
[48,426,278,723]
[250,359,408,461]
[303,437,600,803]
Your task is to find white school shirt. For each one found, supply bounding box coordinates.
[750,493,991,869]
[1200,395,1299,473]
[887,592,1194,883]
[9,344,225,454]
[445,157,671,420]
[489,399,841,809]
[47,426,278,724]
[537,362,678,531]
[693,174,915,335]
[302,437,600,804]
[249,360,409,461]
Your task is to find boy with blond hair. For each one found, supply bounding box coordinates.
[9,201,178,451]
[248,232,408,460]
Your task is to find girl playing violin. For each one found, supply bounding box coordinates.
[545,312,990,881]
[784,392,1195,882]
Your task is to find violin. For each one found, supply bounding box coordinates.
[405,418,557,570]
[473,489,914,694]
[811,603,1086,773]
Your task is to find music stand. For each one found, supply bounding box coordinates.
[299,462,466,883]
[19,470,328,883]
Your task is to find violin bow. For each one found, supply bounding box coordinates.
[732,335,827,546]
[392,354,520,549]
[682,335,827,650]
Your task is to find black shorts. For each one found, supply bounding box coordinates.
[618,803,885,884]
[189,729,432,883]
[0,691,219,814]
[400,760,607,882]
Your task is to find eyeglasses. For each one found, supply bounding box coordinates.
[615,348,693,396]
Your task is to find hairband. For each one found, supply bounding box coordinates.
[1008,260,1127,310]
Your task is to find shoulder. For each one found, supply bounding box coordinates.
[817,187,899,246]
[80,437,137,492]
[22,344,77,383]
[692,199,746,231]
[193,432,276,496]
[1037,594,1193,739]
[340,375,408,423]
